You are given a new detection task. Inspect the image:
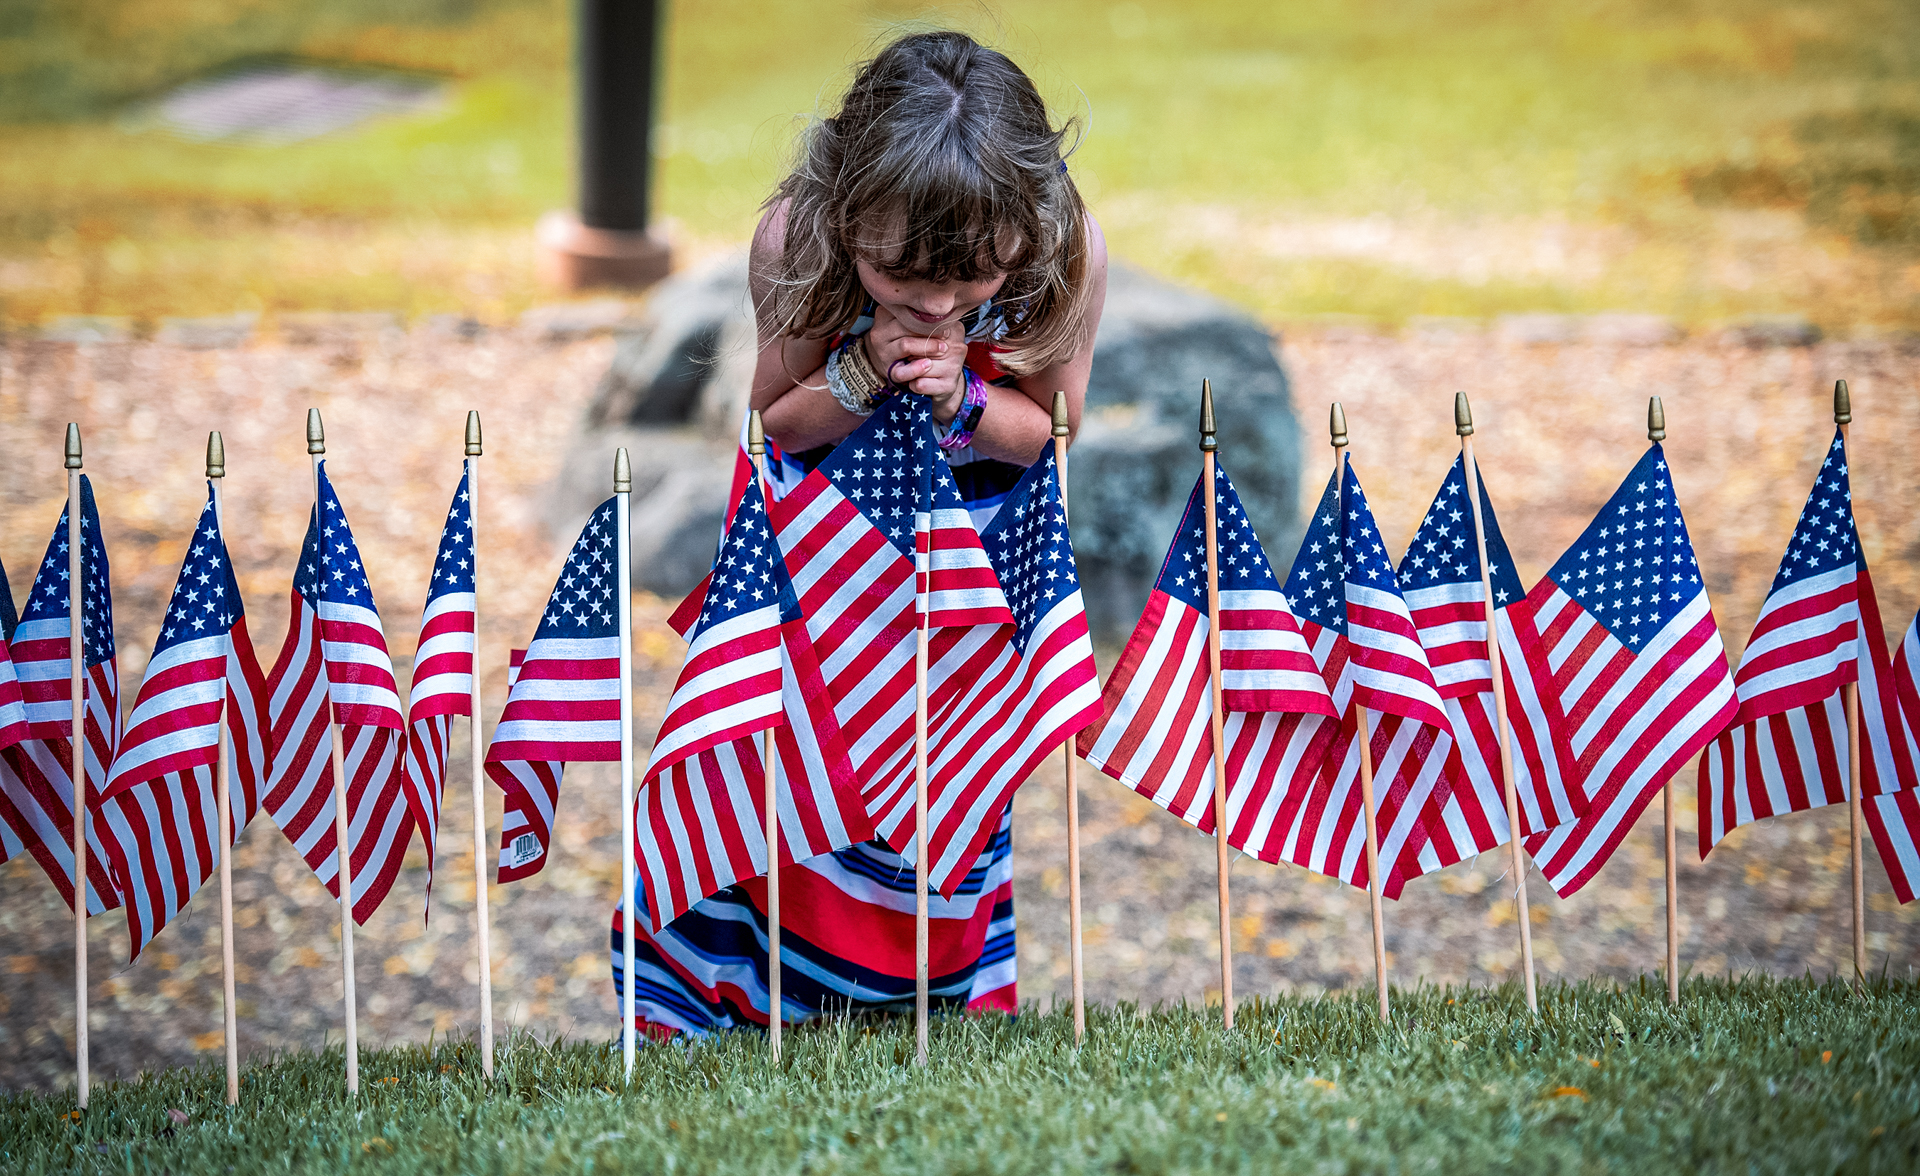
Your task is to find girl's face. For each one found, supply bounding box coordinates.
[853,258,1008,334]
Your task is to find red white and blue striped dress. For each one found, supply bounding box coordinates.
[612,302,1030,1034]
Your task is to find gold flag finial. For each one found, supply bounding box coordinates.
[306,408,326,455]
[1454,391,1474,436]
[747,410,766,456]
[1199,380,1218,452]
[1833,379,1852,426]
[465,411,483,456]
[64,422,82,469]
[1051,390,1070,438]
[614,447,632,493]
[1647,396,1666,443]
[207,432,226,479]
[1329,402,1349,449]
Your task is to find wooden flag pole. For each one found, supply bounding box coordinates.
[1455,394,1538,1013]
[1332,404,1391,1023]
[1198,381,1235,1030]
[209,432,241,1104]
[1836,379,1867,984]
[615,447,637,1079]
[309,409,361,1094]
[1646,397,1681,1006]
[1052,391,1086,1045]
[464,411,496,1077]
[764,722,781,1062]
[65,423,89,1110]
[914,444,932,1069]
[748,412,784,1065]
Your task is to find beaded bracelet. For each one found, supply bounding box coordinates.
[938,368,989,451]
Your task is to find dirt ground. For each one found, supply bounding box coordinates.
[1,320,1915,1092]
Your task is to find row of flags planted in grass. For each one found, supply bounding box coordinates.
[5,387,1916,1000]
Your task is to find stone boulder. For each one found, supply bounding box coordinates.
[1073,268,1303,642]
[558,253,1303,642]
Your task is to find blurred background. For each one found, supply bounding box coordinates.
[2,0,1918,1091]
[2,0,1917,329]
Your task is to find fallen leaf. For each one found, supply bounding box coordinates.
[1549,1086,1587,1100]
[1822,1050,1832,1064]
[1308,1077,1336,1092]
[1215,1112,1228,1123]
[167,1108,189,1126]
[362,1137,394,1155]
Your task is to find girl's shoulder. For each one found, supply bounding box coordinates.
[749,199,793,282]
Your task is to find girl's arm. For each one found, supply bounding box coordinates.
[748,202,865,452]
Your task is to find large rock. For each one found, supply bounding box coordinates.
[1073,268,1303,642]
[559,253,1303,640]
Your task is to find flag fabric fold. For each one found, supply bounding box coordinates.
[485,497,623,882]
[0,478,125,915]
[635,474,874,930]
[1698,432,1915,858]
[1077,462,1338,863]
[1859,609,1920,903]
[1397,455,1585,875]
[1521,444,1736,897]
[98,487,270,960]
[261,463,412,924]
[0,557,28,758]
[400,466,478,912]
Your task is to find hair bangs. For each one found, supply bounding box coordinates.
[845,145,1036,283]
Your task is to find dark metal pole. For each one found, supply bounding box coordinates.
[577,0,660,233]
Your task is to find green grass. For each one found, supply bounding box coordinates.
[5,977,1918,1173]
[2,0,1918,325]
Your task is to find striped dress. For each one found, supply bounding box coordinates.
[612,303,1031,1035]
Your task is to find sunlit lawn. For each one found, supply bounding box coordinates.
[3,978,1918,1174]
[1,0,1916,326]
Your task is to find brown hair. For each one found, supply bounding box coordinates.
[763,30,1092,377]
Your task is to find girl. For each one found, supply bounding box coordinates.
[617,29,1108,1036]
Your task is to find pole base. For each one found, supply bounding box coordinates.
[536,211,672,291]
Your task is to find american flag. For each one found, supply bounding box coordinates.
[484,497,623,882]
[667,414,807,639]
[906,444,1102,894]
[261,463,413,924]
[767,395,1012,863]
[635,474,874,929]
[1396,455,1585,875]
[1699,433,1915,856]
[1869,611,1920,903]
[1078,462,1338,861]
[97,487,271,960]
[0,478,125,915]
[1866,778,1919,903]
[1270,462,1455,898]
[400,466,477,910]
[0,557,29,757]
[1520,443,1736,897]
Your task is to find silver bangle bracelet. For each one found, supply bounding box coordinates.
[824,345,874,417]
